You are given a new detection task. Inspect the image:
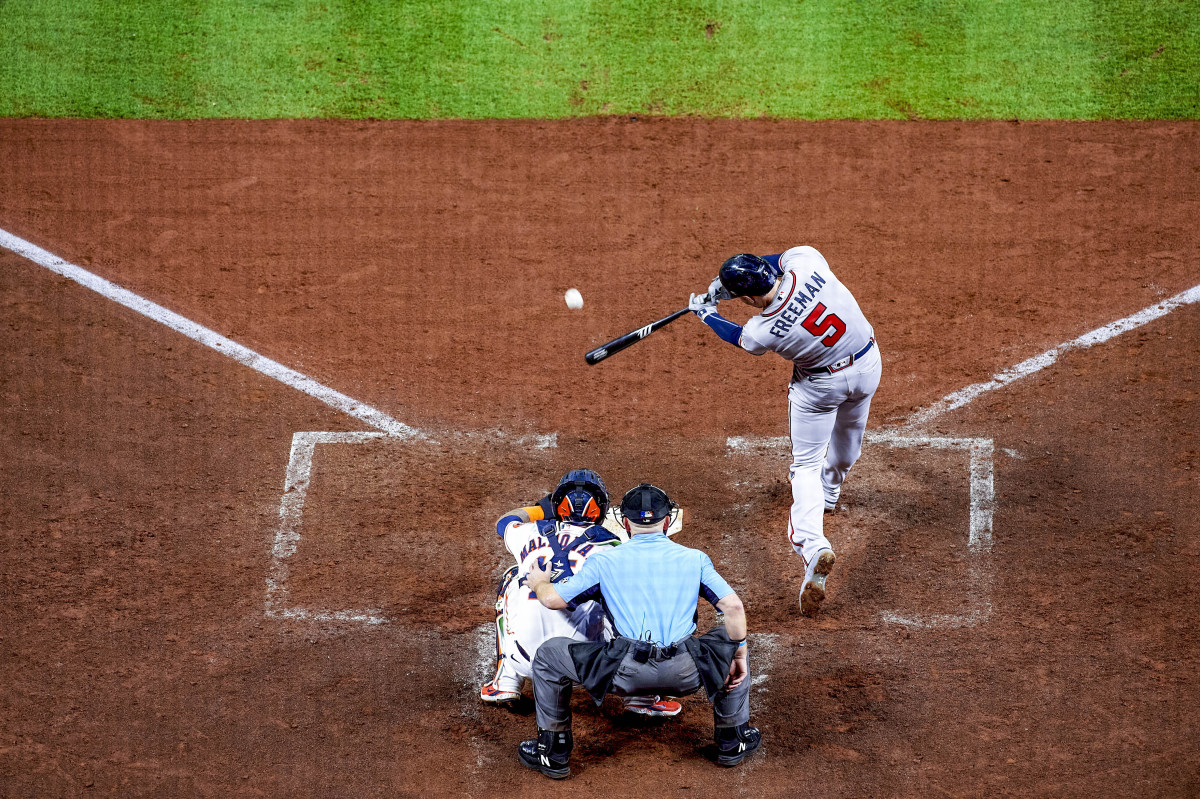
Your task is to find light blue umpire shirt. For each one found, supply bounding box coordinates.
[554,532,734,646]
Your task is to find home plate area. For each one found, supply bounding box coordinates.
[264,430,993,633]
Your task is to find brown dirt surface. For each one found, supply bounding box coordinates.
[1,118,1198,797]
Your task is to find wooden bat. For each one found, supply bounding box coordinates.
[585,306,692,365]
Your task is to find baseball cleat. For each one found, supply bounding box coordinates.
[517,730,572,779]
[799,548,836,616]
[480,681,521,704]
[715,723,762,766]
[623,695,683,717]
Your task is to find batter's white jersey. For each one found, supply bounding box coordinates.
[739,246,874,372]
[493,519,620,689]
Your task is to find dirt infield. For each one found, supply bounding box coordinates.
[2,119,1198,797]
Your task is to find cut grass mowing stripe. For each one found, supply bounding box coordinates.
[1,0,1197,119]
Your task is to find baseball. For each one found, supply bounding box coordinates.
[564,288,584,310]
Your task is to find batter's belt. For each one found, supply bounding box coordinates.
[793,336,875,381]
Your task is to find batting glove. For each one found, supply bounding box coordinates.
[688,292,717,320]
[708,277,731,303]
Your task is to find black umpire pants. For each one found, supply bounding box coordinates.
[531,635,751,732]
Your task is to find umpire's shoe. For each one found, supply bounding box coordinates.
[517,729,573,779]
[715,723,762,766]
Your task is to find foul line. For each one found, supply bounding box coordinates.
[906,282,1200,428]
[726,283,1199,629]
[1,227,420,438]
[2,227,562,626]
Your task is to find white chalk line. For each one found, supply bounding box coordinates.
[727,433,994,629]
[265,430,557,625]
[13,229,1192,673]
[264,432,388,624]
[0,227,559,622]
[905,282,1200,428]
[727,285,1200,629]
[748,632,780,689]
[466,623,499,772]
[2,228,560,451]
[1,227,426,438]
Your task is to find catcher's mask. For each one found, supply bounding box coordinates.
[619,483,675,526]
[551,469,609,524]
[719,253,782,299]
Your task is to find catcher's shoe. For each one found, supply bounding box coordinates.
[715,723,762,766]
[799,548,836,616]
[480,680,521,704]
[623,695,683,718]
[517,729,572,779]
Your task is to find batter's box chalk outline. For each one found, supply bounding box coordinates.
[265,432,392,624]
[726,432,994,630]
[264,429,557,625]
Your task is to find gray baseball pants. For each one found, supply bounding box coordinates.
[531,636,751,732]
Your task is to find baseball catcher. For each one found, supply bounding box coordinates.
[481,469,682,717]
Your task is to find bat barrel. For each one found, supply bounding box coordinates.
[585,307,691,365]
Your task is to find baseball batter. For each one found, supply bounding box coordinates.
[689,246,882,615]
[481,470,682,717]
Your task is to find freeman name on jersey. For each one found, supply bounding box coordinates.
[768,271,827,338]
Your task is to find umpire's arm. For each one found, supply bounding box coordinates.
[715,592,749,689]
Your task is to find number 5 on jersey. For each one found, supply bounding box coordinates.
[801,302,845,347]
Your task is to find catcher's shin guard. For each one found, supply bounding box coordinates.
[482,565,523,704]
[493,565,519,663]
[496,564,519,605]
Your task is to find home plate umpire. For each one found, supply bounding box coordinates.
[518,483,761,778]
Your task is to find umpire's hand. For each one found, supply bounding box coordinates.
[526,560,551,590]
[726,645,749,689]
[525,561,569,610]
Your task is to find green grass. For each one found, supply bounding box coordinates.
[1,0,1197,118]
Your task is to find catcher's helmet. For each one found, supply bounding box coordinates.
[719,253,782,299]
[551,469,609,524]
[620,483,674,526]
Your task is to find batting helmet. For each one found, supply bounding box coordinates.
[551,469,609,525]
[620,483,674,526]
[719,253,782,299]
